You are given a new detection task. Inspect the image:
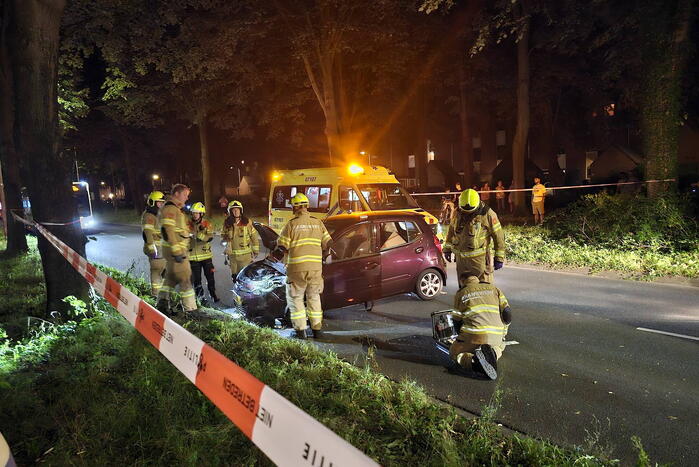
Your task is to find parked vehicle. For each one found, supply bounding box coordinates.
[236,211,447,326]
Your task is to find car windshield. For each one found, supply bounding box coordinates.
[324,220,343,236]
[356,184,419,210]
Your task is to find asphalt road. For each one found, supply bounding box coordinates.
[86,223,699,465]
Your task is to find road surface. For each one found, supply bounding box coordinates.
[86,223,699,465]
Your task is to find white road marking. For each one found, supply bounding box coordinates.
[636,327,699,341]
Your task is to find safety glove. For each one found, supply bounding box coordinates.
[494,260,504,270]
[444,251,453,263]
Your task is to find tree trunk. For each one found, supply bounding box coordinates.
[511,15,530,212]
[321,58,342,165]
[480,101,498,184]
[120,130,144,214]
[642,0,693,196]
[9,0,87,313]
[0,0,27,255]
[197,116,212,212]
[459,61,474,188]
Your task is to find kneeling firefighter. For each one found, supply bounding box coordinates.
[141,191,166,296]
[271,193,332,339]
[156,184,197,315]
[188,202,219,305]
[449,274,512,380]
[221,200,259,280]
[443,189,505,283]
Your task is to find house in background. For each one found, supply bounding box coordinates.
[588,145,643,182]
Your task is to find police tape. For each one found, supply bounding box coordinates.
[11,212,379,467]
[410,178,676,196]
[0,432,15,467]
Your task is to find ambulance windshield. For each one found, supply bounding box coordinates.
[356,183,419,210]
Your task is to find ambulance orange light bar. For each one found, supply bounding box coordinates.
[271,171,282,182]
[348,164,364,175]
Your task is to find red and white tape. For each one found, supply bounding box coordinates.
[12,213,379,467]
[410,178,676,196]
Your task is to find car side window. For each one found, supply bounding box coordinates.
[379,221,418,251]
[331,223,372,261]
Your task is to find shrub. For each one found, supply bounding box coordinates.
[544,193,698,252]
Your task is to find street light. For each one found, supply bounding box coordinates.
[152,174,160,180]
[360,151,371,166]
[151,173,160,190]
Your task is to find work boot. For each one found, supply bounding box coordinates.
[155,299,170,316]
[312,329,324,339]
[294,329,307,340]
[473,345,498,380]
[211,293,220,303]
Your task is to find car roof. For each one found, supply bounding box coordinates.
[325,210,426,224]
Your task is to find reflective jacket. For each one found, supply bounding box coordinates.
[158,198,190,257]
[188,218,214,261]
[141,207,162,257]
[277,209,332,273]
[222,217,259,257]
[443,203,505,263]
[453,277,510,346]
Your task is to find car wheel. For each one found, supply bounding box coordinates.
[415,269,443,300]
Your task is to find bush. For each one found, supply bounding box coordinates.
[544,193,698,253]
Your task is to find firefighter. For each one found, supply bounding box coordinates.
[271,193,332,339]
[443,188,505,283]
[449,274,512,380]
[141,191,166,296]
[188,202,219,305]
[221,200,259,280]
[156,184,196,315]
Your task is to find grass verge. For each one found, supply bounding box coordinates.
[1,242,645,465]
[505,225,699,279]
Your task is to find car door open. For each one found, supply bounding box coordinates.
[322,222,380,309]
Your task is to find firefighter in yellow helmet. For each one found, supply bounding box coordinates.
[188,202,219,306]
[141,191,166,295]
[443,188,505,283]
[448,273,512,380]
[271,193,332,339]
[221,200,259,280]
[156,184,197,315]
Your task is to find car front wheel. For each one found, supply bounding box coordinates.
[415,269,443,300]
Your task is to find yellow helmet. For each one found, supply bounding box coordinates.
[458,189,480,212]
[191,202,206,214]
[147,191,165,207]
[291,193,309,206]
[227,200,243,213]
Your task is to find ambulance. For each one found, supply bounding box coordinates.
[268,164,443,239]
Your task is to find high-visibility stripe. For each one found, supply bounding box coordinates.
[287,255,322,264]
[180,289,195,298]
[495,250,505,257]
[231,248,252,255]
[161,219,176,225]
[289,239,322,248]
[457,304,500,318]
[461,325,506,334]
[143,224,156,231]
[492,223,502,232]
[457,248,486,258]
[499,295,509,306]
[290,311,306,319]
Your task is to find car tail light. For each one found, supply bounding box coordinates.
[433,234,442,253]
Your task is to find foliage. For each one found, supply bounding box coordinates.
[0,235,45,340]
[544,193,699,252]
[504,225,699,280]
